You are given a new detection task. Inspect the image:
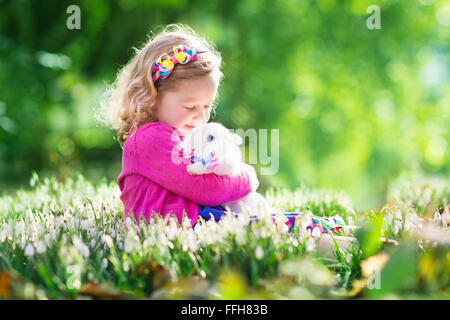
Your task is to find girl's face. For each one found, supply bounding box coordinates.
[155,76,218,138]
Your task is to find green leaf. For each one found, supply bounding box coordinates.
[367,245,419,299]
[356,215,384,258]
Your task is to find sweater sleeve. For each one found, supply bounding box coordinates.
[134,123,257,206]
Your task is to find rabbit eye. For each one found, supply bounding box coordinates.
[207,134,214,142]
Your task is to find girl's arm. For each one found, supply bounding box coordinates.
[133,123,257,206]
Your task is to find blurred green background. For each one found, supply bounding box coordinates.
[0,0,448,211]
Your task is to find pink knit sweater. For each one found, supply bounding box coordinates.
[117,121,255,227]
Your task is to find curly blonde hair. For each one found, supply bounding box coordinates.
[96,24,224,147]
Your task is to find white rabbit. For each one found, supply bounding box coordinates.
[182,122,271,217]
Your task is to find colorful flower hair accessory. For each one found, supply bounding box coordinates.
[152,44,204,81]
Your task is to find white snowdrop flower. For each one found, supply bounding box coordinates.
[297,226,306,243]
[301,211,313,230]
[51,229,58,241]
[24,243,35,257]
[124,235,135,253]
[101,258,108,269]
[233,225,245,241]
[393,220,402,235]
[36,240,46,254]
[188,238,198,252]
[80,243,90,258]
[64,212,73,222]
[305,237,316,252]
[80,220,89,230]
[73,237,90,258]
[165,222,178,241]
[87,227,96,238]
[394,208,402,220]
[36,223,45,236]
[235,231,245,245]
[143,236,156,248]
[90,239,96,247]
[312,227,321,239]
[419,188,432,208]
[46,216,55,229]
[125,217,133,228]
[158,233,168,246]
[26,225,35,238]
[237,213,250,226]
[184,230,199,252]
[55,216,64,228]
[347,216,354,226]
[182,216,192,229]
[433,211,442,226]
[442,213,448,229]
[279,222,289,234]
[102,206,107,222]
[255,245,264,260]
[2,221,13,240]
[44,233,51,245]
[125,227,142,252]
[15,220,25,236]
[385,212,394,227]
[109,228,116,238]
[70,217,79,230]
[404,218,414,234]
[26,207,33,219]
[345,251,352,264]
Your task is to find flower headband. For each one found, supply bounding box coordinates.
[152,44,205,82]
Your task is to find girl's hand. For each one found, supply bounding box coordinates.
[187,162,212,175]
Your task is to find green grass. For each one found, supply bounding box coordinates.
[0,172,449,299]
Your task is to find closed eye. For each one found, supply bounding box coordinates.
[184,105,211,111]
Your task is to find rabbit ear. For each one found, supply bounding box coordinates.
[230,133,243,145]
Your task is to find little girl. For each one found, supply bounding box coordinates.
[100,24,357,256]
[101,24,258,228]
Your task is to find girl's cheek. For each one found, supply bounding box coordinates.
[204,109,211,121]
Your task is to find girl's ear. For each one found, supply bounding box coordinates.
[230,133,243,146]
